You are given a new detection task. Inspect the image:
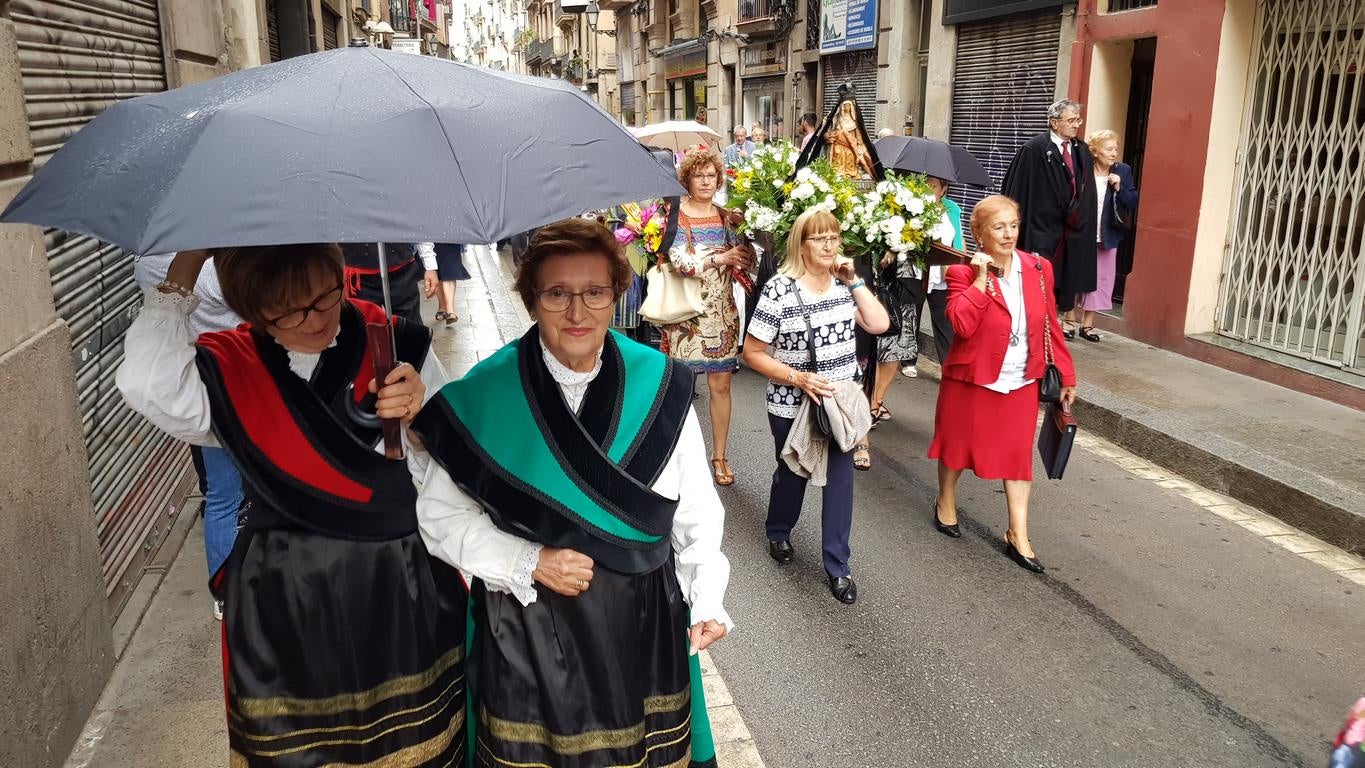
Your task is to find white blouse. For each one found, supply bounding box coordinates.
[983,253,1034,394]
[415,340,734,630]
[115,286,447,485]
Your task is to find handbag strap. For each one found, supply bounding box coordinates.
[790,279,819,373]
[1035,256,1055,366]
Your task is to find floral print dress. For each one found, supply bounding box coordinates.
[660,208,741,373]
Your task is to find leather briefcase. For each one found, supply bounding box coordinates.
[1037,402,1077,480]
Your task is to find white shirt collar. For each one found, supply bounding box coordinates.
[1050,131,1069,151]
[539,337,603,387]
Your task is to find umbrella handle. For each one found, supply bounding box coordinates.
[342,322,405,460]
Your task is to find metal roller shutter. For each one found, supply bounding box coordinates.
[619,82,636,122]
[322,6,340,50]
[947,12,1061,248]
[12,0,194,618]
[268,0,283,62]
[821,50,878,122]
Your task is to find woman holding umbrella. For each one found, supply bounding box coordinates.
[413,218,732,768]
[116,247,468,766]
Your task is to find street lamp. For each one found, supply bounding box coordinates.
[585,1,617,36]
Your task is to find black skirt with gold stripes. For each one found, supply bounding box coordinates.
[472,558,698,768]
[222,525,468,767]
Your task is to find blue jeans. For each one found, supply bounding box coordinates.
[198,446,244,577]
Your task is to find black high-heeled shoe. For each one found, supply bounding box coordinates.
[932,499,961,538]
[1004,533,1045,573]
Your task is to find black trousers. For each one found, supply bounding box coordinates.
[354,258,423,325]
[764,414,855,578]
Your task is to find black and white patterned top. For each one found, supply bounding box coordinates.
[747,275,859,418]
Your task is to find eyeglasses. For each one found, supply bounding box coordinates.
[536,285,617,312]
[264,286,343,329]
[804,235,841,247]
[691,172,719,181]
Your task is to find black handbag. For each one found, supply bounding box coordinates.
[1111,195,1135,232]
[1037,402,1077,479]
[872,263,904,338]
[1035,259,1063,403]
[791,283,833,438]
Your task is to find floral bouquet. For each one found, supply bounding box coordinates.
[842,171,955,270]
[726,141,863,257]
[613,200,667,256]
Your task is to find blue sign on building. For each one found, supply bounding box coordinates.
[820,0,878,55]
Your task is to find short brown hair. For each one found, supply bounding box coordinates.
[513,218,631,312]
[214,243,345,328]
[677,147,724,189]
[969,195,1021,245]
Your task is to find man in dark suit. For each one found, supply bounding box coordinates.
[1001,99,1098,321]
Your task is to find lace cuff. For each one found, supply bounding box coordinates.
[141,285,201,316]
[508,542,543,606]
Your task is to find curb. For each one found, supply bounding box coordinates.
[914,330,1365,556]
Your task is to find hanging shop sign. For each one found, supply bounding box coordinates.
[819,0,877,55]
[665,48,708,79]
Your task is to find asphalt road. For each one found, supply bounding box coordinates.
[701,365,1363,768]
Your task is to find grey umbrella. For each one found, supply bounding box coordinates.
[0,43,684,254]
[873,135,992,186]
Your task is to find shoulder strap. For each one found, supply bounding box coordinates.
[1034,255,1054,365]
[790,281,818,372]
[658,195,682,255]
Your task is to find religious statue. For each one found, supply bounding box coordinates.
[825,100,876,180]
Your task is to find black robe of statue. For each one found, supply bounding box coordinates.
[1001,132,1098,311]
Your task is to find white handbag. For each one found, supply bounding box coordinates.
[640,249,705,325]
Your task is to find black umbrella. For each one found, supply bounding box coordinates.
[873,136,992,186]
[0,43,684,254]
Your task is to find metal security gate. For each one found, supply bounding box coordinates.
[620,82,636,125]
[12,0,195,618]
[267,0,283,62]
[1217,0,1365,376]
[947,12,1061,246]
[322,6,341,50]
[821,49,878,121]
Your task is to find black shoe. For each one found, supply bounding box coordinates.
[828,575,857,604]
[768,539,794,564]
[1004,539,1045,573]
[932,499,961,538]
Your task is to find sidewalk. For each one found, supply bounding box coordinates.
[63,244,764,768]
[918,325,1365,555]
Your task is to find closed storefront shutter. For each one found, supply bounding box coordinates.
[268,0,283,62]
[620,82,636,124]
[947,12,1061,247]
[821,49,878,121]
[11,0,195,618]
[322,6,340,50]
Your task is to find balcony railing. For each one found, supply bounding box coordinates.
[526,37,555,62]
[1107,0,1156,10]
[805,0,818,49]
[738,0,773,22]
[391,0,416,34]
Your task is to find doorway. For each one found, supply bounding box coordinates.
[1111,37,1156,310]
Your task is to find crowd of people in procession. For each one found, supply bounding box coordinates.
[110,97,1136,766]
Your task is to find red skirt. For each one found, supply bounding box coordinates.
[928,377,1039,481]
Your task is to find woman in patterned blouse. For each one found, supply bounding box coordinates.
[659,147,755,486]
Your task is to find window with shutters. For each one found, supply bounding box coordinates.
[1217,0,1365,375]
[323,7,341,49]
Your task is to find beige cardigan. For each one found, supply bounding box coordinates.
[779,380,872,486]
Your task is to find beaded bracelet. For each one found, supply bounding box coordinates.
[847,278,866,291]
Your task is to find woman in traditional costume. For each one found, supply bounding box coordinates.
[413,218,733,768]
[116,246,467,766]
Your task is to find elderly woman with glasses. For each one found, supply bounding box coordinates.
[116,246,467,765]
[658,146,755,486]
[413,217,733,768]
[743,208,889,604]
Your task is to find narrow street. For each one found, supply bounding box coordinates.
[702,364,1362,768]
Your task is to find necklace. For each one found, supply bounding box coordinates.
[1007,269,1025,347]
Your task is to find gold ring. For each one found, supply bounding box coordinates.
[577,579,586,590]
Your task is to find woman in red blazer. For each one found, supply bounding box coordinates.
[928,195,1077,572]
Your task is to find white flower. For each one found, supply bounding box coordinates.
[910,217,923,230]
[876,181,896,196]
[774,179,785,189]
[907,196,926,216]
[880,215,906,235]
[795,167,815,183]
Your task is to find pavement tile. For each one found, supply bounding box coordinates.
[707,704,753,743]
[1129,467,1168,480]
[1240,517,1301,538]
[713,739,768,768]
[698,649,719,677]
[1301,549,1365,573]
[1263,533,1327,555]
[1337,569,1365,587]
[702,671,733,708]
[1180,489,1229,508]
[1204,503,1257,522]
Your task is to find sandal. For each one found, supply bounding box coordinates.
[853,443,871,472]
[711,458,735,486]
[1062,320,1077,341]
[1078,326,1101,343]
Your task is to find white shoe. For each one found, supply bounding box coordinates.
[901,364,918,378]
[213,599,224,621]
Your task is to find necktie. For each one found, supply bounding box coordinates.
[1060,141,1076,195]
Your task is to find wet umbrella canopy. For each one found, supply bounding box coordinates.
[873,135,992,186]
[0,44,685,253]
